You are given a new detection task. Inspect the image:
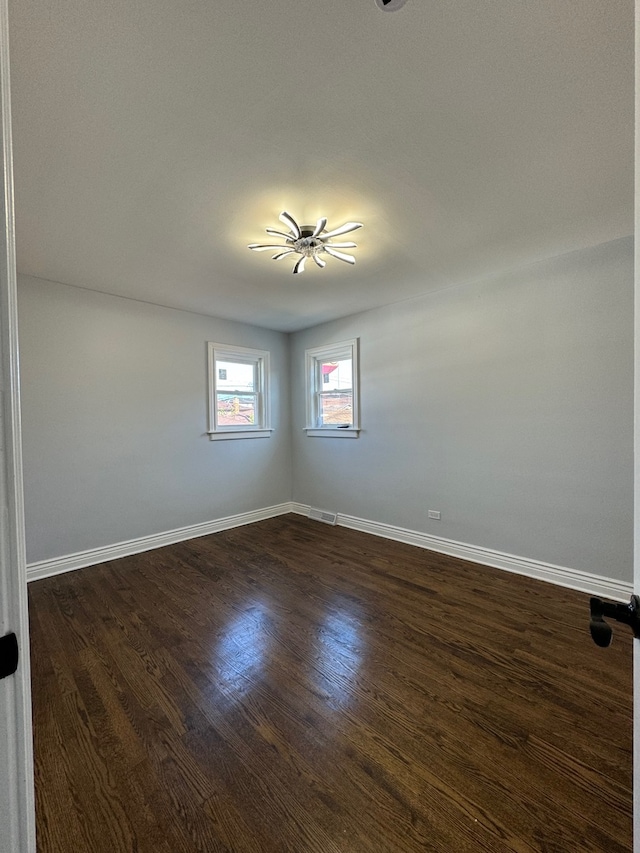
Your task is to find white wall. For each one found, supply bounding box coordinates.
[290,237,634,583]
[18,275,291,563]
[18,238,634,584]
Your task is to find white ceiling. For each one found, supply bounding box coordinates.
[8,0,634,332]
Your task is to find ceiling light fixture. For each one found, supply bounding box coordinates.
[248,211,363,274]
[374,0,409,10]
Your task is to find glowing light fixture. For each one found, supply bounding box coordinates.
[248,211,363,274]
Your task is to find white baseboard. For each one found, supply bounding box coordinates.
[29,501,632,602]
[290,502,632,602]
[26,503,295,582]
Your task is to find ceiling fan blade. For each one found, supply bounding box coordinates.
[321,221,363,239]
[311,217,328,238]
[272,250,296,260]
[324,247,356,264]
[248,243,289,251]
[279,211,301,239]
[323,241,358,249]
[266,228,296,242]
[293,255,307,274]
[313,254,327,269]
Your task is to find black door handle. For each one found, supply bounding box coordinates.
[0,632,18,679]
[589,596,640,647]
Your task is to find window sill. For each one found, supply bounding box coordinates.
[208,429,273,441]
[304,428,360,439]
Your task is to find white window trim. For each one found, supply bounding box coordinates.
[305,338,360,438]
[207,342,272,440]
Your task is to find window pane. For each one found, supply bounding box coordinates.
[217,392,257,426]
[305,339,358,434]
[319,390,352,425]
[208,343,270,436]
[320,358,352,391]
[216,360,255,392]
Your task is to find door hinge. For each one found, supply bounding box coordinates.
[0,632,18,679]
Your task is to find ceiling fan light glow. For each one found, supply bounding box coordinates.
[247,243,290,251]
[248,211,363,274]
[324,247,356,265]
[293,255,307,275]
[311,217,328,238]
[320,221,363,239]
[279,211,301,239]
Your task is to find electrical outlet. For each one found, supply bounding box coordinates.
[428,510,441,520]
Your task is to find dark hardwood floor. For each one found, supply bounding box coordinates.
[28,514,632,852]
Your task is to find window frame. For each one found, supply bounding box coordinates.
[207,342,272,440]
[305,338,360,438]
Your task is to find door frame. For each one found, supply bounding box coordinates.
[634,3,639,851]
[0,0,36,849]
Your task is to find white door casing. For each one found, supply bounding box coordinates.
[0,0,36,850]
[634,5,639,851]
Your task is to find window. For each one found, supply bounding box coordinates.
[207,343,271,440]
[305,339,360,438]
